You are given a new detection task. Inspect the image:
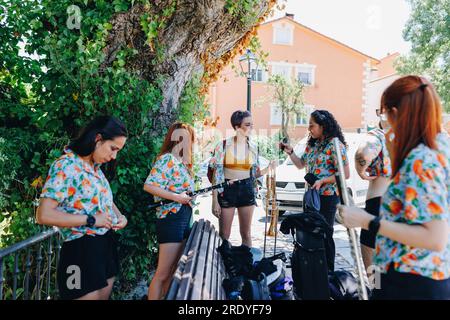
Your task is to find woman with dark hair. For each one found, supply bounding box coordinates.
[209,110,275,247]
[36,116,128,300]
[144,122,195,300]
[280,110,350,272]
[339,76,450,300]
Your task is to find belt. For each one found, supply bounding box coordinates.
[225,177,253,185]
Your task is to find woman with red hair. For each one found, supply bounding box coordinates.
[144,122,196,300]
[339,75,450,299]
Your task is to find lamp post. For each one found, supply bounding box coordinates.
[239,49,258,112]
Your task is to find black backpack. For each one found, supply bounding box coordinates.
[241,274,271,300]
[328,270,371,300]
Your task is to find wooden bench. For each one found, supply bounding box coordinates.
[166,219,227,300]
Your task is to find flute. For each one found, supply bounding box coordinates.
[147,179,238,209]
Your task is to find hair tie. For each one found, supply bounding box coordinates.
[419,83,428,91]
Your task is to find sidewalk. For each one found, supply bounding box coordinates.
[194,192,357,275]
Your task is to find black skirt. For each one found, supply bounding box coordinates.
[57,230,119,300]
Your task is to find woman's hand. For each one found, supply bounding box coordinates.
[337,205,373,230]
[113,214,128,231]
[175,192,192,205]
[311,178,324,190]
[279,142,293,155]
[212,191,221,218]
[94,211,113,229]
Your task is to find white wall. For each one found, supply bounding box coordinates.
[365,74,400,129]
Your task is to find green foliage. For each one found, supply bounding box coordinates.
[253,131,286,162]
[396,0,450,112]
[225,0,260,25]
[263,74,305,140]
[0,0,206,299]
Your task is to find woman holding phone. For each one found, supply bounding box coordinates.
[280,110,350,272]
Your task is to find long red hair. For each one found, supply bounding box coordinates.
[158,122,195,175]
[381,75,442,177]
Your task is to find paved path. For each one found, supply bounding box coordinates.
[194,192,358,275]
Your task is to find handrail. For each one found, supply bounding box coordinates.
[0,228,60,259]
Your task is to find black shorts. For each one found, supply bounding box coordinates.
[372,263,450,300]
[218,179,256,208]
[57,230,119,300]
[360,197,381,249]
[156,205,193,244]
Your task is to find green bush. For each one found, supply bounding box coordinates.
[0,0,206,298]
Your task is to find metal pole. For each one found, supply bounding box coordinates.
[247,58,251,112]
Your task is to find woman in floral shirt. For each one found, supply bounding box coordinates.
[280,110,350,272]
[37,116,128,300]
[144,122,195,300]
[355,114,392,274]
[339,76,450,299]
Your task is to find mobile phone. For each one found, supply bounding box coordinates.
[280,137,289,151]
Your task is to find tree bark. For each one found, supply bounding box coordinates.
[101,0,275,131]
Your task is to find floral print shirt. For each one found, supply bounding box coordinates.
[299,138,348,196]
[208,137,260,194]
[40,148,117,242]
[366,128,392,178]
[374,133,450,280]
[145,153,194,219]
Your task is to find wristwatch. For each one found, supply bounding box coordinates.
[86,215,96,228]
[368,216,382,235]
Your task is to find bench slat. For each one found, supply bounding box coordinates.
[166,220,199,300]
[175,219,206,300]
[202,223,216,300]
[217,237,227,300]
[190,220,212,300]
[203,226,219,300]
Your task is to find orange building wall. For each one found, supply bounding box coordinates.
[207,17,379,141]
[376,52,400,78]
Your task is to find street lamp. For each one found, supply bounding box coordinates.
[239,49,258,112]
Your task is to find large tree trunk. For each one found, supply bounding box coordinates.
[101,0,275,131]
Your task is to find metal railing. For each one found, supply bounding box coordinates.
[0,227,62,300]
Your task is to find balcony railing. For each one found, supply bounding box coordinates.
[0,228,62,300]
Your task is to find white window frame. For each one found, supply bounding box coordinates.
[270,104,282,126]
[272,22,294,46]
[270,62,292,81]
[295,104,315,126]
[296,64,316,86]
[250,66,268,83]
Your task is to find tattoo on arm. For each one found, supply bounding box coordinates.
[356,139,381,166]
[355,154,366,167]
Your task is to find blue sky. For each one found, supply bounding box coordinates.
[271,0,412,60]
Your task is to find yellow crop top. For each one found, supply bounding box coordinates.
[224,147,253,171]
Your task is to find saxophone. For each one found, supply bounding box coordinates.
[266,165,279,237]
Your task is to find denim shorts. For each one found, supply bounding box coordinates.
[155,205,193,244]
[218,178,256,208]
